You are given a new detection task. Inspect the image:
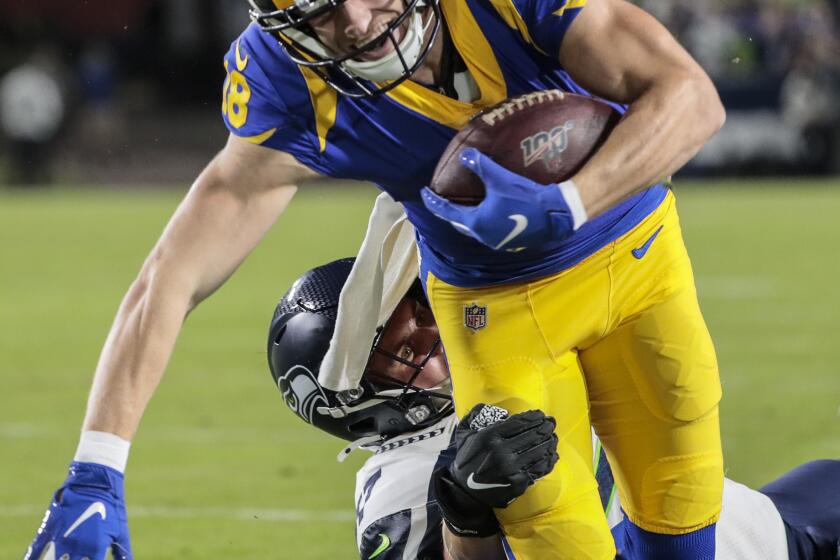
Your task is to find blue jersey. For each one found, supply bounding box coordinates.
[221,0,668,287]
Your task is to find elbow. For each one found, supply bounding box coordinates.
[705,84,726,136]
[689,72,726,139]
[661,69,726,145]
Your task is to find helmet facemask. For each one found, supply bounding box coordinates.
[322,292,453,435]
[357,297,453,427]
[323,327,453,461]
[248,0,442,97]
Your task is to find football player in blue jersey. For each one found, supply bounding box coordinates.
[25,0,728,558]
[270,257,840,560]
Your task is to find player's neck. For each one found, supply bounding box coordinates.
[408,17,446,88]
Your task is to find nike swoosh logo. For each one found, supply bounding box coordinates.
[62,501,107,538]
[632,225,664,260]
[368,533,391,559]
[446,220,474,237]
[466,473,511,490]
[494,214,528,250]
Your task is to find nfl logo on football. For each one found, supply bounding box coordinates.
[464,302,487,332]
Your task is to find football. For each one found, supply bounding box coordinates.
[429,90,622,205]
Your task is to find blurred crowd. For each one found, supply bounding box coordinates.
[638,0,840,174]
[0,0,838,184]
[0,0,247,184]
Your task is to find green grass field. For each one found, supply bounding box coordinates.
[1,180,839,558]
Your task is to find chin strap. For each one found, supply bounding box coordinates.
[337,435,384,462]
[329,380,455,462]
[317,388,406,418]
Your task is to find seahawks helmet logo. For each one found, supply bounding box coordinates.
[278,365,328,424]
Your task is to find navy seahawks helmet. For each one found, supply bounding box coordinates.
[247,0,442,97]
[268,258,452,444]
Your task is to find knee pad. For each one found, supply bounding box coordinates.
[623,452,723,533]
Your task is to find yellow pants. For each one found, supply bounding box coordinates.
[426,193,723,559]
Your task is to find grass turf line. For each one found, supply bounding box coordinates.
[1,180,838,557]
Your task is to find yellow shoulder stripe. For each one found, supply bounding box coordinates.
[239,128,277,144]
[297,66,338,153]
[554,0,587,18]
[382,0,507,129]
[486,0,539,51]
[277,35,337,152]
[235,39,249,71]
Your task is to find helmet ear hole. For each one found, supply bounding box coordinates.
[347,417,376,436]
[272,325,288,345]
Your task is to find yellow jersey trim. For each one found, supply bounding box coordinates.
[385,0,508,129]
[235,39,250,71]
[486,0,545,55]
[298,66,338,152]
[554,0,587,18]
[222,59,230,114]
[277,35,338,153]
[239,128,278,144]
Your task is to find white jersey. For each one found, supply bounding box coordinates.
[353,413,790,560]
[355,415,459,559]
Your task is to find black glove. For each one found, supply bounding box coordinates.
[432,404,559,538]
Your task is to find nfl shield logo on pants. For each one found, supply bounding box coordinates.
[464,303,487,332]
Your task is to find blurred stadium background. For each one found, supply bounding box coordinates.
[1,0,838,557]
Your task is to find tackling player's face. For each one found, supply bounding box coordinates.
[307,0,408,60]
[367,295,449,389]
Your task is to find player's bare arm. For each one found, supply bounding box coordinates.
[442,528,505,560]
[25,135,319,560]
[84,135,317,440]
[560,0,725,217]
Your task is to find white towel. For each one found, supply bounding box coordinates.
[318,192,420,392]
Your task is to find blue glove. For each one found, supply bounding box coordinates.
[25,462,132,560]
[422,148,587,251]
